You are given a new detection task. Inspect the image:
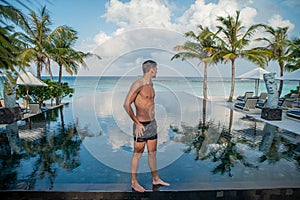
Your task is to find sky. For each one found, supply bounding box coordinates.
[11,0,300,78]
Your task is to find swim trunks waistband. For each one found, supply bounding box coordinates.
[139,121,152,126]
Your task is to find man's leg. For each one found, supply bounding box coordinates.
[131,141,146,192]
[147,139,170,186]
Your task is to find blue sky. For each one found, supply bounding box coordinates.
[12,0,300,77]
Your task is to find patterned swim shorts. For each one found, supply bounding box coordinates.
[133,120,158,142]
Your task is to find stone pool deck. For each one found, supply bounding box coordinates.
[1,188,300,200]
[22,102,69,120]
[0,102,69,128]
[208,96,300,136]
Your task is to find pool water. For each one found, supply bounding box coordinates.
[0,92,300,191]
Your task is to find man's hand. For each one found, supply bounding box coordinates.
[135,123,145,137]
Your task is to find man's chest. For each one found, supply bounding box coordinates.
[138,85,155,99]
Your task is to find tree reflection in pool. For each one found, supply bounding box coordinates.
[0,92,300,191]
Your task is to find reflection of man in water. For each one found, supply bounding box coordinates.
[123,60,169,192]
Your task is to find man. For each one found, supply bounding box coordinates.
[123,60,170,192]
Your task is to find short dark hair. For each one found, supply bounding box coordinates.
[142,60,157,73]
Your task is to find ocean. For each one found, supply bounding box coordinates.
[58,76,296,100]
[0,76,297,101]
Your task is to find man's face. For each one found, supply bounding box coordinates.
[150,67,157,78]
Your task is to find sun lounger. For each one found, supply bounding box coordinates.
[256,98,296,110]
[290,93,299,98]
[290,94,300,107]
[254,92,268,103]
[237,92,254,102]
[234,98,260,113]
[0,99,4,107]
[28,103,42,114]
[279,98,295,110]
[286,110,300,121]
[256,99,267,109]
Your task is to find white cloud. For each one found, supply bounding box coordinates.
[80,28,194,77]
[104,0,175,30]
[76,0,295,77]
[178,0,257,32]
[93,31,111,46]
[102,0,260,39]
[267,14,295,32]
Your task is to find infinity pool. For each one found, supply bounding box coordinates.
[0,92,300,191]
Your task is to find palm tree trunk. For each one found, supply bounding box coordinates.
[59,106,65,131]
[228,59,235,102]
[228,109,233,132]
[58,64,63,87]
[278,61,284,97]
[37,60,41,79]
[56,64,63,105]
[203,62,208,99]
[202,99,207,125]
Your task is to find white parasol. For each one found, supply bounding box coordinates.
[17,72,48,86]
[237,68,270,96]
[280,68,300,81]
[16,72,48,109]
[280,68,300,95]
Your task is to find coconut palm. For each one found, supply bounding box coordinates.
[0,24,22,91]
[171,26,219,99]
[47,26,101,104]
[12,6,53,79]
[0,4,29,75]
[206,11,270,102]
[285,37,300,71]
[0,3,32,104]
[256,26,292,96]
[47,26,79,87]
[1,8,19,71]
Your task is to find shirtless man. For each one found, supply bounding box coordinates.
[123,60,170,192]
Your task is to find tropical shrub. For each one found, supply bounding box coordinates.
[17,79,73,106]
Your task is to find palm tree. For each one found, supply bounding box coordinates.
[47,26,101,105]
[285,37,300,71]
[1,7,19,71]
[171,26,219,99]
[256,26,292,96]
[47,26,79,87]
[0,3,31,105]
[285,37,300,95]
[13,6,53,79]
[0,24,22,91]
[0,4,29,76]
[206,11,270,102]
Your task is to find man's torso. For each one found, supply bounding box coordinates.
[134,83,155,122]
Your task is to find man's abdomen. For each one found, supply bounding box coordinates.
[136,104,155,122]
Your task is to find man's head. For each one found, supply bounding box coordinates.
[142,60,157,78]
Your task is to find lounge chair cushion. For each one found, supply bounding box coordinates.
[234,102,246,109]
[234,98,258,111]
[286,110,300,120]
[237,92,254,102]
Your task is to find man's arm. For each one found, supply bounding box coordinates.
[123,81,140,124]
[123,81,145,137]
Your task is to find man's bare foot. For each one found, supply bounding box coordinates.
[131,182,146,192]
[152,178,170,186]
